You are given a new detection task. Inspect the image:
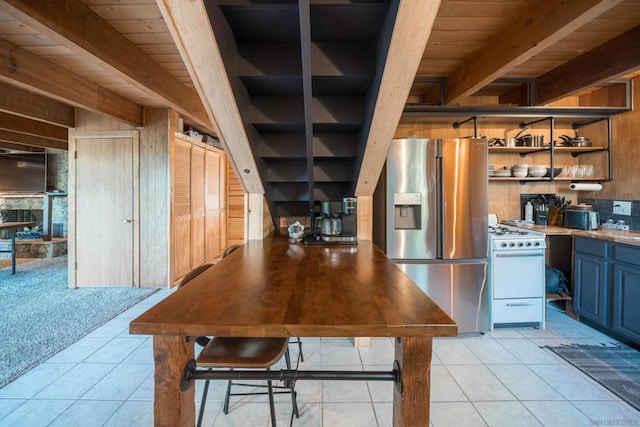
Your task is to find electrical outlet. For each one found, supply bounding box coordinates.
[613,200,632,216]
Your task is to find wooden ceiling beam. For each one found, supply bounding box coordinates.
[0,81,75,127]
[0,112,68,142]
[355,0,441,196]
[157,0,263,194]
[0,129,67,150]
[0,0,213,133]
[0,38,143,127]
[444,0,623,105]
[536,24,640,105]
[0,141,45,152]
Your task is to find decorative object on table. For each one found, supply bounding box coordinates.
[543,344,640,412]
[287,221,305,242]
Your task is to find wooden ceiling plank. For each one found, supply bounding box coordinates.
[0,37,144,126]
[0,0,213,132]
[444,0,623,105]
[0,128,67,150]
[0,140,44,152]
[0,81,75,127]
[355,0,441,196]
[0,111,67,141]
[536,24,640,105]
[156,0,263,195]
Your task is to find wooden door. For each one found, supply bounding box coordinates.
[73,132,139,287]
[190,145,206,268]
[205,149,222,261]
[173,138,192,280]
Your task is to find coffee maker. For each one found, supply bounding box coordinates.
[305,197,357,244]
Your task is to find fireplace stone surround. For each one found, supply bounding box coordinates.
[0,194,67,258]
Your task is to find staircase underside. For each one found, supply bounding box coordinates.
[204,0,396,224]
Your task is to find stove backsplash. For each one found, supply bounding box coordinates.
[579,198,640,231]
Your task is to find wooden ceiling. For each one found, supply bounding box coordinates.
[0,0,638,211]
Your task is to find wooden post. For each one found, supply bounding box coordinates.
[153,335,195,426]
[393,336,433,427]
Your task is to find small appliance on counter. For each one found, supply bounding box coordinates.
[304,197,357,245]
[563,204,600,230]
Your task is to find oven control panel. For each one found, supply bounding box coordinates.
[493,239,546,250]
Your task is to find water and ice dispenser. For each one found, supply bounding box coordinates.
[393,193,422,230]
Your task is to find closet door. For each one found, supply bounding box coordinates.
[205,149,222,261]
[190,145,206,268]
[173,138,192,280]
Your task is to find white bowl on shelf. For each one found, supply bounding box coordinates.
[512,170,528,178]
[527,168,547,177]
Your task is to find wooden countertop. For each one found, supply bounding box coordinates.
[130,237,458,338]
[507,223,640,246]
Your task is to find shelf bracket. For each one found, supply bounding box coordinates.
[452,116,478,138]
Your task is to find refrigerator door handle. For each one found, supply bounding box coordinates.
[435,155,443,259]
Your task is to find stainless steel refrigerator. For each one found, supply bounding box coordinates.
[385,137,489,333]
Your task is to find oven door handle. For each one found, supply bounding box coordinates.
[495,253,544,258]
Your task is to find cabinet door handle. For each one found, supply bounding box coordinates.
[506,302,535,307]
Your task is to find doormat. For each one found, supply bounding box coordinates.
[544,344,640,411]
[0,256,157,388]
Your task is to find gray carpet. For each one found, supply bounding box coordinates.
[545,344,640,411]
[0,256,157,388]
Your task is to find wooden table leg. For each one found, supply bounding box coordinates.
[153,335,195,426]
[393,336,433,427]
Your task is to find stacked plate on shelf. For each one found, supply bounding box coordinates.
[493,168,511,177]
[488,165,495,176]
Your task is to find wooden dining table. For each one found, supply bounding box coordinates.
[0,222,35,274]
[130,236,457,426]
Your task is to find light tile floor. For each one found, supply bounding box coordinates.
[1,290,639,427]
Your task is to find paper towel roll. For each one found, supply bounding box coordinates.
[570,183,602,191]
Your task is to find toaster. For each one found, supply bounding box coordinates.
[563,209,600,230]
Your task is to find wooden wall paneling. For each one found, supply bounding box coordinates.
[139,108,171,288]
[357,196,373,241]
[190,145,206,268]
[629,82,640,200]
[173,137,192,280]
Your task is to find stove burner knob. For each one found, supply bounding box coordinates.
[509,242,515,247]
[500,242,507,248]
[534,241,540,247]
[526,241,532,247]
[517,242,524,247]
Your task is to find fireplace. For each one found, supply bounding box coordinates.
[0,194,67,240]
[0,209,43,239]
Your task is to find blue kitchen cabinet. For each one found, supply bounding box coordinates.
[573,247,609,327]
[573,237,609,327]
[612,244,640,343]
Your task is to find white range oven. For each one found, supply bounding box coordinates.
[488,224,546,330]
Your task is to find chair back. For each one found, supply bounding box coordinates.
[179,263,213,288]
[223,244,242,258]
